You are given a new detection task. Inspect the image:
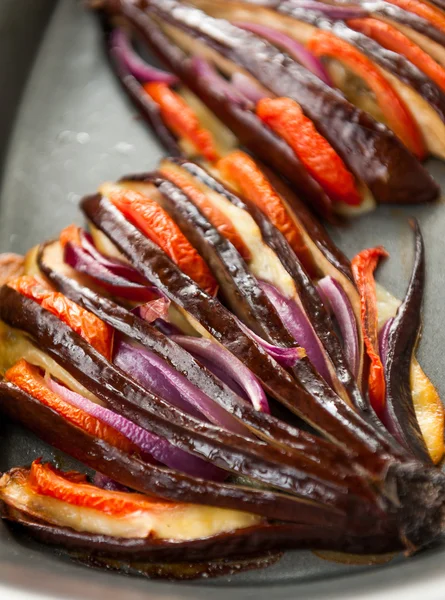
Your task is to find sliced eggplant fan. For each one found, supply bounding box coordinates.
[2,0,445,582]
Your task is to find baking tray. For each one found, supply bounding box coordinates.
[1,1,445,599]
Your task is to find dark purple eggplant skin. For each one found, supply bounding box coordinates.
[383,222,431,464]
[100,0,335,219]
[80,193,405,473]
[38,242,361,472]
[164,160,405,451]
[147,172,368,417]
[133,0,438,205]
[0,382,349,527]
[138,174,302,347]
[0,286,383,515]
[164,159,368,414]
[1,507,404,562]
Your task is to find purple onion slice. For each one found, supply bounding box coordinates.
[317,276,359,379]
[110,28,178,85]
[64,242,159,302]
[235,22,333,86]
[47,378,225,480]
[260,281,331,384]
[171,335,270,413]
[114,340,252,436]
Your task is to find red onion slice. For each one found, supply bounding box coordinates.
[47,378,224,480]
[317,276,359,379]
[79,231,147,285]
[260,281,332,384]
[110,28,178,85]
[171,335,270,413]
[114,341,252,436]
[230,72,271,104]
[64,242,159,302]
[236,318,306,368]
[236,22,333,86]
[191,57,254,107]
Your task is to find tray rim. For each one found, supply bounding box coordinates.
[1,1,445,599]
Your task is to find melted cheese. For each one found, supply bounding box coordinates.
[0,320,101,405]
[1,475,261,540]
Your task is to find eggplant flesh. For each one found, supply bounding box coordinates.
[1,506,404,562]
[133,0,438,205]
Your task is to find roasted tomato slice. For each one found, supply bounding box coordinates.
[144,82,220,162]
[109,187,218,296]
[217,150,318,276]
[307,30,426,160]
[7,275,113,359]
[352,247,389,418]
[256,97,361,206]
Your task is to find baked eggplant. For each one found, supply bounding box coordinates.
[156,159,365,403]
[79,193,409,469]
[188,0,445,160]
[2,194,445,571]
[1,1,445,579]
[95,0,439,216]
[38,240,358,467]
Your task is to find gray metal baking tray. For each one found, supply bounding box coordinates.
[1,2,445,599]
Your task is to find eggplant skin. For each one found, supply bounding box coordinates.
[79,194,405,476]
[38,242,361,472]
[167,159,367,414]
[137,0,438,206]
[101,0,334,219]
[150,174,299,346]
[0,288,375,519]
[0,380,354,528]
[1,506,404,561]
[384,222,431,464]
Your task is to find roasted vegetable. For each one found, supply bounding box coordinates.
[97,0,438,212]
[381,222,431,462]
[157,159,366,411]
[38,241,355,463]
[187,0,445,161]
[352,247,389,418]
